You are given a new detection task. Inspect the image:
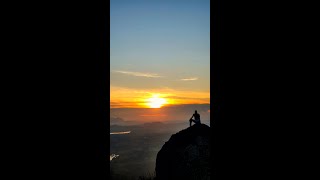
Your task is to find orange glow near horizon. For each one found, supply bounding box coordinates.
[110,86,209,109]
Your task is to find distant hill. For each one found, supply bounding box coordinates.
[143,122,165,127]
[110,116,141,126]
[155,124,211,180]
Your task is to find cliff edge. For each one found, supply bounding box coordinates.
[155,124,211,180]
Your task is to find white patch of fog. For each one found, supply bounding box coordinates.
[110,131,131,135]
[110,154,119,161]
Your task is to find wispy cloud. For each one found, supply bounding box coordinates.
[113,70,163,78]
[180,77,198,81]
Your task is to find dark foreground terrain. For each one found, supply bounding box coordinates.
[110,121,210,180]
[156,124,211,180]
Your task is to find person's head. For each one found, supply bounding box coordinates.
[195,110,197,114]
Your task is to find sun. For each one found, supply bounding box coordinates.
[146,94,167,108]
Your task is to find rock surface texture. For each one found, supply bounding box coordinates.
[155,124,211,180]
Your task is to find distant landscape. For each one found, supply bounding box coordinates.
[110,121,210,179]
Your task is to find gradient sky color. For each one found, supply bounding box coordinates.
[111,0,210,109]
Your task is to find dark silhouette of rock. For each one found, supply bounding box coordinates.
[155,124,211,180]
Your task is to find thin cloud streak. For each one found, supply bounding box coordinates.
[113,70,163,78]
[180,77,198,81]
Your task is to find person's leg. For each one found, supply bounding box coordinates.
[189,119,192,127]
[190,120,197,127]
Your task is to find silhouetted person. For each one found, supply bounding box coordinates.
[189,110,201,127]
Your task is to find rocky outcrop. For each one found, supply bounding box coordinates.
[155,124,211,180]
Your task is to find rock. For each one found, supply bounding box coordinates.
[155,124,211,180]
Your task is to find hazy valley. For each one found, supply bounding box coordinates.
[110,121,210,179]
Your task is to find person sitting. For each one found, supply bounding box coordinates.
[189,110,201,127]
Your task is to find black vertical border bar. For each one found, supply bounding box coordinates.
[211,0,225,178]
[94,0,110,179]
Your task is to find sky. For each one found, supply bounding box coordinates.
[110,0,210,122]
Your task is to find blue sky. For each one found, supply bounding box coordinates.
[110,0,210,108]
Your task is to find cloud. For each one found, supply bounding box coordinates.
[165,95,209,101]
[113,70,163,78]
[180,77,198,81]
